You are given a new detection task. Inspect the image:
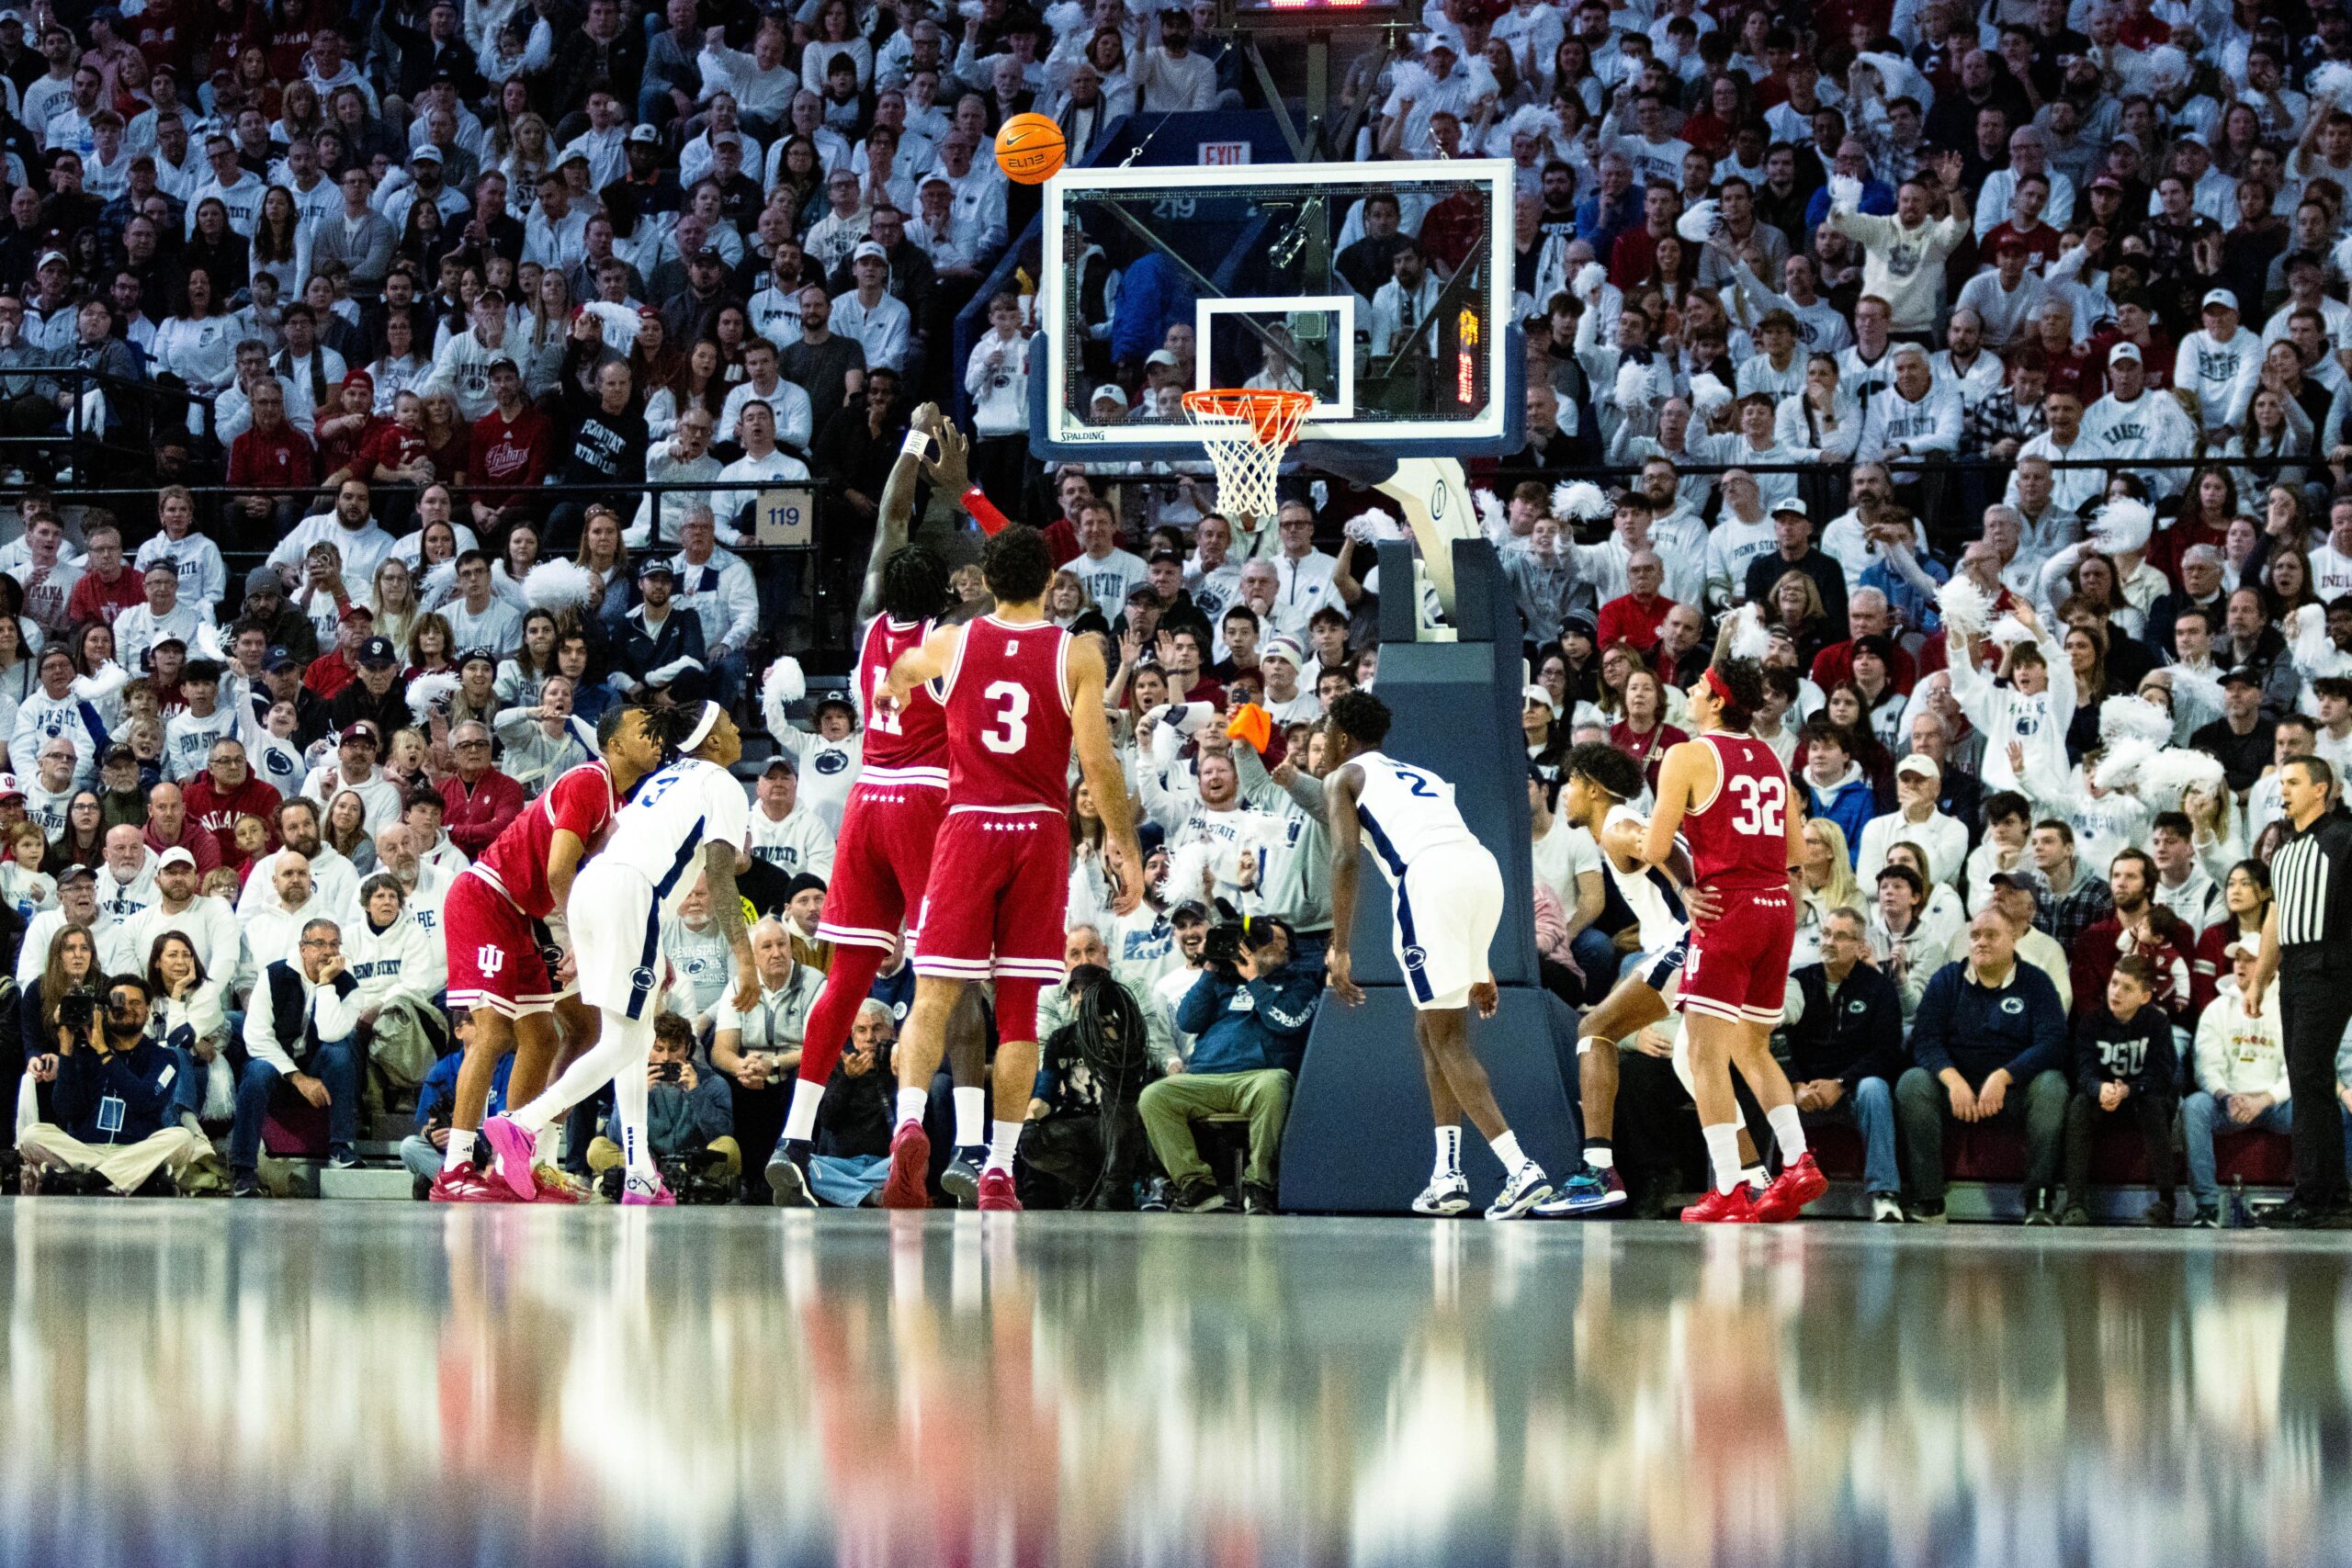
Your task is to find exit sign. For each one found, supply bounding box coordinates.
[1199,141,1251,164]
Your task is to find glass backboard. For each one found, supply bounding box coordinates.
[1030,159,1520,464]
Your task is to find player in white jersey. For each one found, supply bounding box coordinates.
[1537,744,1686,1215]
[481,700,758,1205]
[1323,692,1556,1221]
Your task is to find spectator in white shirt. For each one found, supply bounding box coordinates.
[830,241,911,374]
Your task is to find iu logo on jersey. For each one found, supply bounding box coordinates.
[476,945,505,976]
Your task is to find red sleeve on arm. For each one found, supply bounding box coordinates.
[962,486,1012,536]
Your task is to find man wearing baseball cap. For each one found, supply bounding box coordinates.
[2177,288,2254,441]
[832,239,911,374]
[613,558,706,698]
[747,751,837,882]
[327,635,413,740]
[123,841,238,1009]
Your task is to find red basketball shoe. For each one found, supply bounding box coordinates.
[1680,1184,1759,1224]
[880,1122,931,1210]
[1751,1152,1827,1223]
[977,1168,1022,1212]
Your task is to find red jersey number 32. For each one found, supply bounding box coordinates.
[1728,772,1786,837]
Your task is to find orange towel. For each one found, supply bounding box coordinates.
[1226,703,1272,755]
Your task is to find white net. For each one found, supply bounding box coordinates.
[1182,391,1314,520]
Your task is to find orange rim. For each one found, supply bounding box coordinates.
[1181,389,1316,446]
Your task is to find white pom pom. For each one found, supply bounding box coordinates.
[1827,173,1862,213]
[405,670,459,726]
[1936,575,1996,639]
[1044,0,1086,34]
[2091,497,2154,556]
[1161,840,1216,903]
[1461,57,1499,100]
[1351,506,1409,542]
[2100,693,2174,750]
[1675,198,1720,243]
[1473,487,1506,543]
[1553,479,1612,523]
[2136,747,2228,811]
[189,622,228,660]
[1613,358,1650,410]
[1389,61,1435,102]
[1572,261,1607,301]
[763,655,806,708]
[2315,61,2352,105]
[1728,602,1772,661]
[1986,614,2036,649]
[523,558,597,615]
[2093,735,2158,794]
[1688,372,1733,417]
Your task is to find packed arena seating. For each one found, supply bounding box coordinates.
[1,0,2350,1224]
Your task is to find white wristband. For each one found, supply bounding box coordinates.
[900,429,935,459]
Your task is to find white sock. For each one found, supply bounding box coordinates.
[1489,1130,1527,1172]
[1768,1104,1809,1163]
[1702,1123,1744,1194]
[985,1118,1022,1174]
[1584,1145,1614,1170]
[442,1128,476,1174]
[953,1086,987,1149]
[532,1122,553,1166]
[783,1077,825,1145]
[1431,1124,1461,1179]
[895,1087,928,1129]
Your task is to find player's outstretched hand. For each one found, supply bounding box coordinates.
[1326,949,1363,1007]
[922,410,972,496]
[1469,978,1498,1019]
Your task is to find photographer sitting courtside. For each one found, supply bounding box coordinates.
[18,972,206,1195]
[1141,910,1317,1214]
[587,1011,740,1200]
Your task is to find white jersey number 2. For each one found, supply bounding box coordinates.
[982,681,1031,754]
[1728,772,1787,838]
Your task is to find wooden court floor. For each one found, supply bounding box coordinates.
[0,1203,2347,1566]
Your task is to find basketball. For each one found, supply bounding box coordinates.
[994,112,1067,185]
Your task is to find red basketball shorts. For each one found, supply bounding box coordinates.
[816,779,947,953]
[1675,885,1796,1027]
[445,870,561,1019]
[910,807,1069,985]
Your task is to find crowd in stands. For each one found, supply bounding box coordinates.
[5,0,2352,1222]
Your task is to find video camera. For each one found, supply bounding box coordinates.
[1199,898,1283,980]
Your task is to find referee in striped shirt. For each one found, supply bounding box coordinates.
[2248,757,2352,1227]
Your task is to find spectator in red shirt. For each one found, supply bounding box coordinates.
[226,378,314,542]
[63,517,143,626]
[180,736,283,864]
[142,779,223,874]
[1608,180,1679,288]
[1812,588,1920,694]
[313,368,383,484]
[1596,550,1674,653]
[301,604,374,701]
[438,718,524,856]
[468,356,551,530]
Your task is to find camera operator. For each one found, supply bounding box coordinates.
[588,1012,741,1201]
[19,973,206,1195]
[807,999,899,1207]
[1141,910,1317,1215]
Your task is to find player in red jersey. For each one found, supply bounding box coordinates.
[1641,654,1826,1224]
[431,704,663,1201]
[767,416,961,1206]
[873,523,1144,1210]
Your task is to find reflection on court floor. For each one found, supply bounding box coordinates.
[0,1205,2345,1566]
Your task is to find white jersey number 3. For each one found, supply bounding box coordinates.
[1729,772,1786,838]
[982,681,1031,754]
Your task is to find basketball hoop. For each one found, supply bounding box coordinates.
[1181,389,1315,519]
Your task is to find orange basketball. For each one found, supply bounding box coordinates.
[994,112,1067,185]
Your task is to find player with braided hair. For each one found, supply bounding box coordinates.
[1640,655,1826,1223]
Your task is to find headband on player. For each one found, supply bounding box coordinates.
[680,701,722,754]
[1702,666,1732,707]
